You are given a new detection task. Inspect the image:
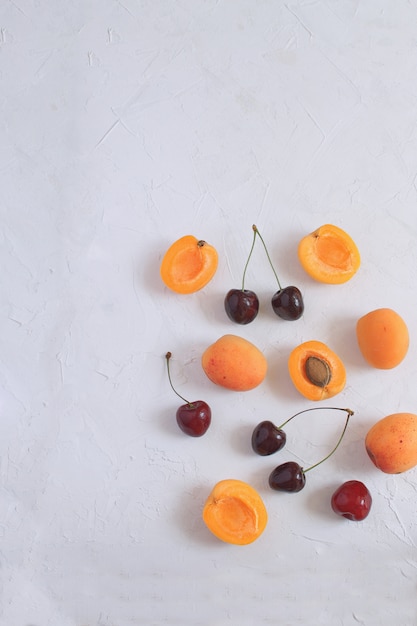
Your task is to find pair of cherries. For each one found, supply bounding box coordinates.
[225,224,304,324]
[252,407,372,521]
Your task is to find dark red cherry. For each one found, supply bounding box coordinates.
[176,401,211,437]
[331,480,372,521]
[251,420,286,455]
[271,285,304,321]
[269,461,306,492]
[166,352,211,437]
[224,289,259,324]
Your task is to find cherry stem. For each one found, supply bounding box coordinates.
[253,224,282,290]
[277,406,353,430]
[303,408,353,474]
[241,226,257,291]
[165,352,191,406]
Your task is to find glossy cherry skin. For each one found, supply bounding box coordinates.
[224,289,259,324]
[331,480,372,521]
[251,420,286,456]
[271,285,304,321]
[269,461,306,492]
[176,401,211,437]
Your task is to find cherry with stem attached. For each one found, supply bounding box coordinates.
[224,226,259,324]
[254,224,304,321]
[252,405,349,457]
[165,352,211,437]
[268,407,353,492]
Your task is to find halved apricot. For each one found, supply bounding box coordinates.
[288,340,346,401]
[298,224,360,284]
[202,479,268,545]
[201,334,267,391]
[356,308,409,369]
[160,235,218,294]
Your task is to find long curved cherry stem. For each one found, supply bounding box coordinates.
[277,406,353,430]
[241,226,258,291]
[303,408,353,474]
[253,224,282,290]
[165,352,191,406]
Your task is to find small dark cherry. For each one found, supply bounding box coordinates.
[268,408,353,493]
[251,420,286,456]
[331,480,372,521]
[224,225,259,324]
[165,352,211,437]
[224,289,259,324]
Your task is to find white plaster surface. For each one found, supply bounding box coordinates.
[1,1,417,624]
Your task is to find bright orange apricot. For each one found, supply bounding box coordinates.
[365,413,417,473]
[160,235,218,294]
[288,340,346,401]
[298,224,360,284]
[201,334,267,391]
[356,308,409,369]
[202,479,268,545]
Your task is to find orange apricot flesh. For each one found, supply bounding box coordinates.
[365,413,417,474]
[201,334,267,391]
[288,340,346,401]
[356,308,409,369]
[298,224,360,284]
[202,479,268,545]
[160,235,218,294]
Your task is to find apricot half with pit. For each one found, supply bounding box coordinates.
[298,224,360,284]
[202,334,267,391]
[288,340,346,401]
[160,235,218,294]
[356,308,409,369]
[365,413,417,474]
[202,479,268,545]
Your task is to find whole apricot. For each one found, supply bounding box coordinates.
[201,334,267,391]
[356,308,409,369]
[202,479,268,545]
[365,413,417,474]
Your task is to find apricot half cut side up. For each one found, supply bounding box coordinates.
[288,340,346,401]
[298,224,360,284]
[202,479,268,545]
[160,235,218,294]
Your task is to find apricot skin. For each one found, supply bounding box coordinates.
[202,479,268,545]
[201,334,267,391]
[365,413,417,474]
[356,308,409,369]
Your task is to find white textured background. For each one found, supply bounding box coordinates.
[1,1,417,625]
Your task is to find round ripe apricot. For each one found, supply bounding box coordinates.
[288,340,346,401]
[356,308,409,369]
[160,235,218,294]
[365,413,417,474]
[298,224,360,284]
[202,479,268,545]
[201,334,267,391]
